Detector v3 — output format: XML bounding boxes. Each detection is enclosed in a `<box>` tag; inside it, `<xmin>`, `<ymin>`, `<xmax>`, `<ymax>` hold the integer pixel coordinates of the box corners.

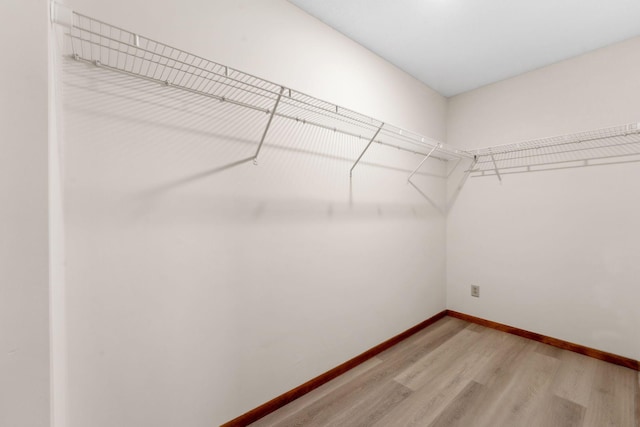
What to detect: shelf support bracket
<box><xmin>489</xmin><ymin>153</ymin><xmax>502</xmax><ymax>182</ymax></box>
<box><xmin>253</xmin><ymin>86</ymin><xmax>285</xmax><ymax>164</ymax></box>
<box><xmin>350</xmin><ymin>124</ymin><xmax>384</xmax><ymax>177</ymax></box>
<box><xmin>408</xmin><ymin>143</ymin><xmax>441</xmax><ymax>182</ymax></box>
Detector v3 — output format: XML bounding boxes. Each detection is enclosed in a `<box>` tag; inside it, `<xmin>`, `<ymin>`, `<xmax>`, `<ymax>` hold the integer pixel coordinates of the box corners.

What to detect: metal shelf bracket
<box><xmin>489</xmin><ymin>152</ymin><xmax>502</xmax><ymax>182</ymax></box>
<box><xmin>408</xmin><ymin>143</ymin><xmax>441</xmax><ymax>182</ymax></box>
<box><xmin>349</xmin><ymin>124</ymin><xmax>384</xmax><ymax>177</ymax></box>
<box><xmin>253</xmin><ymin>86</ymin><xmax>285</xmax><ymax>164</ymax></box>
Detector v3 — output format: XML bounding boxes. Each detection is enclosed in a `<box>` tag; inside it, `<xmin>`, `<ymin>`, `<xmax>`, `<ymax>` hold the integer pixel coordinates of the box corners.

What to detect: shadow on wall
<box><xmin>62</xmin><ymin>57</ymin><xmax>449</xmax><ymax>221</ymax></box>
<box><xmin>446</xmin><ymin>157</ymin><xmax>477</xmax><ymax>213</ymax></box>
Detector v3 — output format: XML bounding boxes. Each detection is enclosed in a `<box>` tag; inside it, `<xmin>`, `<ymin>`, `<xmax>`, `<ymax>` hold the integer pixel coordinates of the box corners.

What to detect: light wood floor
<box><xmin>250</xmin><ymin>316</ymin><xmax>639</xmax><ymax>427</ymax></box>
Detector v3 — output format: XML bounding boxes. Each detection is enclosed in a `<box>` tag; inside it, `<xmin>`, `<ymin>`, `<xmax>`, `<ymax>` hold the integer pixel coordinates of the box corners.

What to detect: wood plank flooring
<box><xmin>249</xmin><ymin>317</ymin><xmax>639</xmax><ymax>427</ymax></box>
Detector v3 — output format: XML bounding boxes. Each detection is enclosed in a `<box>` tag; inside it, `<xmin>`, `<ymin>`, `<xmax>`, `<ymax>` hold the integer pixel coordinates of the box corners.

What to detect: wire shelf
<box><xmin>57</xmin><ymin>9</ymin><xmax>638</xmax><ymax>180</ymax></box>
<box><xmin>469</xmin><ymin>123</ymin><xmax>640</xmax><ymax>177</ymax></box>
<box><xmin>62</xmin><ymin>11</ymin><xmax>468</xmax><ymax>162</ymax></box>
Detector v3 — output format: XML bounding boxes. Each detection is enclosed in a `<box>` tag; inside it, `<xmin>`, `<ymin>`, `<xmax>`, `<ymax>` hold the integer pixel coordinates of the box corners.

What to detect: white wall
<box><xmin>58</xmin><ymin>0</ymin><xmax>448</xmax><ymax>425</ymax></box>
<box><xmin>0</xmin><ymin>1</ymin><xmax>50</xmax><ymax>426</ymax></box>
<box><xmin>446</xmin><ymin>36</ymin><xmax>640</xmax><ymax>360</ymax></box>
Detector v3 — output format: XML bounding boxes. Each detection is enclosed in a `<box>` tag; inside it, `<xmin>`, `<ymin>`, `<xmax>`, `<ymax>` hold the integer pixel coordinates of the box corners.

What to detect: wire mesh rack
<box><xmin>468</xmin><ymin>123</ymin><xmax>640</xmax><ymax>178</ymax></box>
<box><xmin>56</xmin><ymin>8</ymin><xmax>639</xmax><ymax>181</ymax></box>
<box><xmin>59</xmin><ymin>10</ymin><xmax>469</xmax><ymax>165</ymax></box>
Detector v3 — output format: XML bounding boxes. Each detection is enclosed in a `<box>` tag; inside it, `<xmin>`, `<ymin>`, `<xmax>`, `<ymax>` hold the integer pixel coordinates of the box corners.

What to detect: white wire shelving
<box><xmin>53</xmin><ymin>6</ymin><xmax>640</xmax><ymax>185</ymax></box>
<box><xmin>468</xmin><ymin>123</ymin><xmax>640</xmax><ymax>180</ymax></box>
<box><xmin>54</xmin><ymin>6</ymin><xmax>470</xmax><ymax>180</ymax></box>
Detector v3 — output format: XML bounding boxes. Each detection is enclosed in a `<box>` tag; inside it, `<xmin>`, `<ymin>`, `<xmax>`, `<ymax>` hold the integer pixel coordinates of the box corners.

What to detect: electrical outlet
<box><xmin>471</xmin><ymin>285</ymin><xmax>480</xmax><ymax>298</ymax></box>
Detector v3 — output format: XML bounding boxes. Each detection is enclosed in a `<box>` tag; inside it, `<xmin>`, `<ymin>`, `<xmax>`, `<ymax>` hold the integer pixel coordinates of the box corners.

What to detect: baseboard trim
<box><xmin>220</xmin><ymin>309</ymin><xmax>448</xmax><ymax>426</ymax></box>
<box><xmin>446</xmin><ymin>310</ymin><xmax>640</xmax><ymax>371</ymax></box>
<box><xmin>222</xmin><ymin>308</ymin><xmax>638</xmax><ymax>426</ymax></box>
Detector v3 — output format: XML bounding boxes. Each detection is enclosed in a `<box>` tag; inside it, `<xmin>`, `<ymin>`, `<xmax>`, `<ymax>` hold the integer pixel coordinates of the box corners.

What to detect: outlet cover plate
<box><xmin>471</xmin><ymin>285</ymin><xmax>480</xmax><ymax>298</ymax></box>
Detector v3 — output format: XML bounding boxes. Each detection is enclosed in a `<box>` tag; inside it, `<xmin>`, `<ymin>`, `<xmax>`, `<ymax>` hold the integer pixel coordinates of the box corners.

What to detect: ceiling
<box><xmin>289</xmin><ymin>0</ymin><xmax>640</xmax><ymax>97</ymax></box>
